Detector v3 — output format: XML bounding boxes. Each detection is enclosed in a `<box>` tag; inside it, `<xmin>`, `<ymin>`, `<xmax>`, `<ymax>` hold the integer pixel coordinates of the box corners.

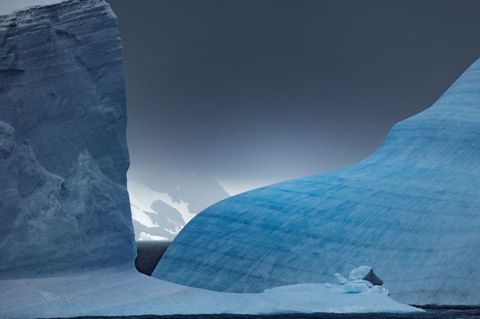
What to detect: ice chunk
<box><xmin>334</xmin><ymin>273</ymin><xmax>348</xmax><ymax>285</ymax></box>
<box><xmin>349</xmin><ymin>266</ymin><xmax>383</xmax><ymax>286</ymax></box>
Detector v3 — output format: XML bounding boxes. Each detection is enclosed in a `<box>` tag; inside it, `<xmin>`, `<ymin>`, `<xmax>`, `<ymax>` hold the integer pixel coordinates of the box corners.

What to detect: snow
<box><xmin>129</xmin><ymin>181</ymin><xmax>193</xmax><ymax>224</ymax></box>
<box><xmin>155</xmin><ymin>57</ymin><xmax>480</xmax><ymax>306</ymax></box>
<box><xmin>138</xmin><ymin>232</ymin><xmax>169</xmax><ymax>241</ymax></box>
<box><xmin>0</xmin><ymin>268</ymin><xmax>420</xmax><ymax>318</ymax></box>
<box><xmin>130</xmin><ymin>197</ymin><xmax>160</xmax><ymax>229</ymax></box>
<box><xmin>128</xmin><ymin>181</ymin><xmax>190</xmax><ymax>240</ymax></box>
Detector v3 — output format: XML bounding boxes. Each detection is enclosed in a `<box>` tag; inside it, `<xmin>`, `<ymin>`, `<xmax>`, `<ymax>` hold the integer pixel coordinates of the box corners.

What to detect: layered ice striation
<box><xmin>0</xmin><ymin>0</ymin><xmax>134</xmax><ymax>277</ymax></box>
<box><xmin>154</xmin><ymin>59</ymin><xmax>480</xmax><ymax>305</ymax></box>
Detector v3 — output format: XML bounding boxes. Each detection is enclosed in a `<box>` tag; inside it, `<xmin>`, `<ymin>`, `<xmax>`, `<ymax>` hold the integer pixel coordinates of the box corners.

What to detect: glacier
<box><xmin>0</xmin><ymin>0</ymin><xmax>429</xmax><ymax>316</ymax></box>
<box><xmin>154</xmin><ymin>59</ymin><xmax>480</xmax><ymax>305</ymax></box>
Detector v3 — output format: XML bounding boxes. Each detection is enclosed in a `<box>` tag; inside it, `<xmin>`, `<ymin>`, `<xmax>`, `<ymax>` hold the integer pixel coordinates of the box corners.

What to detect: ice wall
<box><xmin>0</xmin><ymin>0</ymin><xmax>135</xmax><ymax>277</ymax></box>
<box><xmin>154</xmin><ymin>59</ymin><xmax>480</xmax><ymax>305</ymax></box>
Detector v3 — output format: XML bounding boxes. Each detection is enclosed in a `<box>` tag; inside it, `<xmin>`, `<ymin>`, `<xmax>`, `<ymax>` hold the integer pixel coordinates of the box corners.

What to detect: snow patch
<box><xmin>128</xmin><ymin>181</ymin><xmax>192</xmax><ymax>224</ymax></box>
<box><xmin>130</xmin><ymin>196</ymin><xmax>159</xmax><ymax>229</ymax></box>
<box><xmin>138</xmin><ymin>232</ymin><xmax>169</xmax><ymax>242</ymax></box>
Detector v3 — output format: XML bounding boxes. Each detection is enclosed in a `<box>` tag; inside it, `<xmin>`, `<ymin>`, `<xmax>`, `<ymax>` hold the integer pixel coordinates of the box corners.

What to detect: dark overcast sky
<box><xmin>108</xmin><ymin>0</ymin><xmax>480</xmax><ymax>194</ymax></box>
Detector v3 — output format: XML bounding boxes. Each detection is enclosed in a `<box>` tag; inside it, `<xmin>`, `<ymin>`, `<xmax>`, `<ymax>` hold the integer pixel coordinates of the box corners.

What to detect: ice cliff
<box><xmin>154</xmin><ymin>59</ymin><xmax>480</xmax><ymax>305</ymax></box>
<box><xmin>0</xmin><ymin>0</ymin><xmax>134</xmax><ymax>277</ymax></box>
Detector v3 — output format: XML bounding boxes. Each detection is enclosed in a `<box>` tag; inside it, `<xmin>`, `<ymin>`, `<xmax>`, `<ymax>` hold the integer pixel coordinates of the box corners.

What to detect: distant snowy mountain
<box><xmin>128</xmin><ymin>181</ymin><xmax>188</xmax><ymax>241</ymax></box>
<box><xmin>128</xmin><ymin>176</ymin><xmax>229</xmax><ymax>241</ymax></box>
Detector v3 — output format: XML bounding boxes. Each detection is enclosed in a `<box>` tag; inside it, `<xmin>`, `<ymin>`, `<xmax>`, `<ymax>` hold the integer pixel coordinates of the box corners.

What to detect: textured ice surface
<box><xmin>0</xmin><ymin>0</ymin><xmax>134</xmax><ymax>277</ymax></box>
<box><xmin>0</xmin><ymin>267</ymin><xmax>419</xmax><ymax>318</ymax></box>
<box><xmin>154</xmin><ymin>59</ymin><xmax>480</xmax><ymax>305</ymax></box>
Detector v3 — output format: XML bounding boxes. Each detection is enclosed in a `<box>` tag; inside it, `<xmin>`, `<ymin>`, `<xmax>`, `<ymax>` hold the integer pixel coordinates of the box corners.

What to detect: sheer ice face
<box><xmin>154</xmin><ymin>59</ymin><xmax>480</xmax><ymax>305</ymax></box>
<box><xmin>0</xmin><ymin>0</ymin><xmax>134</xmax><ymax>277</ymax></box>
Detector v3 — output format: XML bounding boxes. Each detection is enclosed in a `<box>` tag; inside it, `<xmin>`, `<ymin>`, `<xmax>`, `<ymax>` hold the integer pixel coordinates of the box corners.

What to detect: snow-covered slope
<box><xmin>129</xmin><ymin>181</ymin><xmax>187</xmax><ymax>241</ymax></box>
<box><xmin>154</xmin><ymin>59</ymin><xmax>480</xmax><ymax>305</ymax></box>
<box><xmin>0</xmin><ymin>0</ymin><xmax>134</xmax><ymax>277</ymax></box>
